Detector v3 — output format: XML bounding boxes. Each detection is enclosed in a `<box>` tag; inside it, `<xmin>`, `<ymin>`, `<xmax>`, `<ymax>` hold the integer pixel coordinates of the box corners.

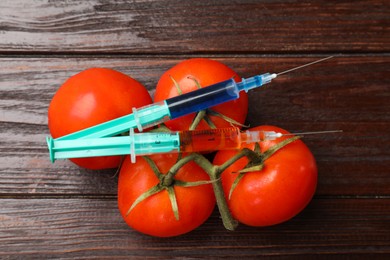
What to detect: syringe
<box><xmin>47</xmin><ymin>127</ymin><xmax>342</xmax><ymax>163</ymax></box>
<box><xmin>55</xmin><ymin>56</ymin><xmax>333</xmax><ymax>141</ymax></box>
<box><xmin>48</xmin><ymin>128</ymin><xmax>253</xmax><ymax>163</ymax></box>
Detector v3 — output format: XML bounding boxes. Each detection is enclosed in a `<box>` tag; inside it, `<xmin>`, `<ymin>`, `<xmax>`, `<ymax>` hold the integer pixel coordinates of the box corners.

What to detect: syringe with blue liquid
<box><xmin>55</xmin><ymin>56</ymin><xmax>333</xmax><ymax>141</ymax></box>
<box><xmin>47</xmin><ymin>127</ymin><xmax>341</xmax><ymax>163</ymax></box>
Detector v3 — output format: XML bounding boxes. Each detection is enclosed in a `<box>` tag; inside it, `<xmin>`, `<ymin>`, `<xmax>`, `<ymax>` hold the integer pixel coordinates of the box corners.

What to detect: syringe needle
<box><xmin>276</xmin><ymin>56</ymin><xmax>334</xmax><ymax>76</ymax></box>
<box><xmin>282</xmin><ymin>130</ymin><xmax>343</xmax><ymax>136</ymax></box>
<box><xmin>235</xmin><ymin>56</ymin><xmax>334</xmax><ymax>93</ymax></box>
<box><xmin>258</xmin><ymin>129</ymin><xmax>343</xmax><ymax>141</ymax></box>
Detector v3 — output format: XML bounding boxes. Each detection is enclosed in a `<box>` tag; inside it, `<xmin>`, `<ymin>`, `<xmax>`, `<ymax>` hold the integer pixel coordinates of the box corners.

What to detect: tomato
<box><xmin>48</xmin><ymin>68</ymin><xmax>152</xmax><ymax>169</ymax></box>
<box><xmin>154</xmin><ymin>58</ymin><xmax>248</xmax><ymax>131</ymax></box>
<box><xmin>118</xmin><ymin>153</ymin><xmax>215</xmax><ymax>237</ymax></box>
<box><xmin>213</xmin><ymin>125</ymin><xmax>317</xmax><ymax>227</ymax></box>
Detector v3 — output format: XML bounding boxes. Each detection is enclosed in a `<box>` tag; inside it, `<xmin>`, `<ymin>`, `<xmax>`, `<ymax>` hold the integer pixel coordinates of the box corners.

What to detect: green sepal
<box><xmin>202</xmin><ymin>115</ymin><xmax>217</xmax><ymax>129</ymax></box>
<box><xmin>126</xmin><ymin>185</ymin><xmax>163</xmax><ymax>216</ymax></box>
<box><xmin>238</xmin><ymin>164</ymin><xmax>263</xmax><ymax>174</ymax></box>
<box><xmin>167</xmin><ymin>186</ymin><xmax>179</xmax><ymax>220</ymax></box>
<box><xmin>228</xmin><ymin>136</ymin><xmax>301</xmax><ymax>200</ymax></box>
<box><xmin>261</xmin><ymin>136</ymin><xmax>301</xmax><ymax>161</ymax></box>
<box><xmin>170</xmin><ymin>75</ymin><xmax>183</xmax><ymax>95</ymax></box>
<box><xmin>207</xmin><ymin>109</ymin><xmax>249</xmax><ymax>128</ymax></box>
<box><xmin>142</xmin><ymin>156</ymin><xmax>163</xmax><ymax>180</ymax></box>
<box><xmin>190</xmin><ymin>110</ymin><xmax>206</xmax><ymax>130</ymax></box>
<box><xmin>175</xmin><ymin>179</ymin><xmax>219</xmax><ymax>187</ymax></box>
<box><xmin>228</xmin><ymin>173</ymin><xmax>245</xmax><ymax>200</ymax></box>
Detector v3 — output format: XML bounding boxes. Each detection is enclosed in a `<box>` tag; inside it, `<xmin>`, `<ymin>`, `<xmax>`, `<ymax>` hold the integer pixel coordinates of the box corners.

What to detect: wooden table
<box><xmin>1</xmin><ymin>1</ymin><xmax>389</xmax><ymax>258</ymax></box>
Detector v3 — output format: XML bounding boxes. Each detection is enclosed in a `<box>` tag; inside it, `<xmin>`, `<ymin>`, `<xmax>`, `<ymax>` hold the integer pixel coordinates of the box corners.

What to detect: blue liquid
<box><xmin>166</xmin><ymin>79</ymin><xmax>239</xmax><ymax>119</ymax></box>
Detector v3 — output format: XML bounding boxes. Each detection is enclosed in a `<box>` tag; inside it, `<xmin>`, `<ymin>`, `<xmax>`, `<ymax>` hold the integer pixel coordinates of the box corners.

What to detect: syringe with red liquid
<box><xmin>47</xmin><ymin>127</ymin><xmax>341</xmax><ymax>163</ymax></box>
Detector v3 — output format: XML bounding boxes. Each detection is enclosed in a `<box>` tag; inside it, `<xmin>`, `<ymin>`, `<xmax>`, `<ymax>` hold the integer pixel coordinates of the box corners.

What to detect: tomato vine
<box><xmin>125</xmin><ymin>135</ymin><xmax>302</xmax><ymax>231</ymax></box>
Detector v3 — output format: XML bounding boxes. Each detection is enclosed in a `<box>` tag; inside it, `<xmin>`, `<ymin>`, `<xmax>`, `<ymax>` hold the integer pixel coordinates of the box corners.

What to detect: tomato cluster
<box><xmin>48</xmin><ymin>59</ymin><xmax>317</xmax><ymax>237</ymax></box>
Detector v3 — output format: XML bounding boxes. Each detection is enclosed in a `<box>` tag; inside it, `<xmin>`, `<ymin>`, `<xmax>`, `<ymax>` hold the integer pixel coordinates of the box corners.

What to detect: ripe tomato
<box><xmin>213</xmin><ymin>125</ymin><xmax>317</xmax><ymax>227</ymax></box>
<box><xmin>118</xmin><ymin>154</ymin><xmax>215</xmax><ymax>237</ymax></box>
<box><xmin>154</xmin><ymin>58</ymin><xmax>248</xmax><ymax>131</ymax></box>
<box><xmin>48</xmin><ymin>68</ymin><xmax>152</xmax><ymax>169</ymax></box>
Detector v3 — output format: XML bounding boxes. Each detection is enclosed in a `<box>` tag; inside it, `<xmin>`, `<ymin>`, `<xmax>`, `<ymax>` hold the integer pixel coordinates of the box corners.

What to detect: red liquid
<box><xmin>179</xmin><ymin>128</ymin><xmax>241</xmax><ymax>152</ymax></box>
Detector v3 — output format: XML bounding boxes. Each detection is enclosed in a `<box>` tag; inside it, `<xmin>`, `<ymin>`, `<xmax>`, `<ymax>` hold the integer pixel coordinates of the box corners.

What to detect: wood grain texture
<box><xmin>0</xmin><ymin>0</ymin><xmax>389</xmax><ymax>257</ymax></box>
<box><xmin>0</xmin><ymin>198</ymin><xmax>389</xmax><ymax>258</ymax></box>
<box><xmin>1</xmin><ymin>56</ymin><xmax>389</xmax><ymax>196</ymax></box>
<box><xmin>0</xmin><ymin>0</ymin><xmax>388</xmax><ymax>53</ymax></box>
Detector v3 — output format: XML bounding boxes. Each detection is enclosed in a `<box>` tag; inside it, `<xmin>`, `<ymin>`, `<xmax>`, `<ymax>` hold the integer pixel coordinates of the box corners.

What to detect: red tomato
<box><xmin>48</xmin><ymin>68</ymin><xmax>152</xmax><ymax>169</ymax></box>
<box><xmin>118</xmin><ymin>153</ymin><xmax>215</xmax><ymax>237</ymax></box>
<box><xmin>154</xmin><ymin>58</ymin><xmax>248</xmax><ymax>131</ymax></box>
<box><xmin>213</xmin><ymin>125</ymin><xmax>317</xmax><ymax>227</ymax></box>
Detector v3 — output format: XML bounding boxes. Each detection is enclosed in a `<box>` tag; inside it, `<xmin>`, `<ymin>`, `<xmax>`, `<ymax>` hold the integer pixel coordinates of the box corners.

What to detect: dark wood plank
<box><xmin>0</xmin><ymin>0</ymin><xmax>388</xmax><ymax>54</ymax></box>
<box><xmin>0</xmin><ymin>1</ymin><xmax>389</xmax><ymax>257</ymax></box>
<box><xmin>1</xmin><ymin>56</ymin><xmax>389</xmax><ymax>195</ymax></box>
<box><xmin>0</xmin><ymin>198</ymin><xmax>388</xmax><ymax>258</ymax></box>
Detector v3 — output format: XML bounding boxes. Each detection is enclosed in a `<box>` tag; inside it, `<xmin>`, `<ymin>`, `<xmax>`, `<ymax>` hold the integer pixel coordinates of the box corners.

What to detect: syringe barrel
<box><xmin>132</xmin><ymin>131</ymin><xmax>180</xmax><ymax>155</ymax></box>
<box><xmin>47</xmin><ymin>132</ymin><xmax>181</xmax><ymax>163</ymax></box>
<box><xmin>56</xmin><ymin>101</ymin><xmax>171</xmax><ymax>140</ymax></box>
<box><xmin>166</xmin><ymin>79</ymin><xmax>239</xmax><ymax>119</ymax></box>
<box><xmin>47</xmin><ymin>127</ymin><xmax>244</xmax><ymax>163</ymax></box>
<box><xmin>179</xmin><ymin>127</ymin><xmax>241</xmax><ymax>152</ymax></box>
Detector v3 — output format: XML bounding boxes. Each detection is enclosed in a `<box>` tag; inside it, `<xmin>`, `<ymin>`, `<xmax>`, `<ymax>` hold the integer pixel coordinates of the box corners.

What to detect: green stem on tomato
<box><xmin>162</xmin><ymin>149</ymin><xmax>263</xmax><ymax>231</ymax></box>
<box><xmin>163</xmin><ymin>153</ymin><xmax>238</xmax><ymax>230</ymax></box>
<box><xmin>183</xmin><ymin>153</ymin><xmax>239</xmax><ymax>231</ymax></box>
<box><xmin>136</xmin><ymin>133</ymin><xmax>303</xmax><ymax>231</ymax></box>
<box><xmin>209</xmin><ymin>168</ymin><xmax>238</xmax><ymax>231</ymax></box>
